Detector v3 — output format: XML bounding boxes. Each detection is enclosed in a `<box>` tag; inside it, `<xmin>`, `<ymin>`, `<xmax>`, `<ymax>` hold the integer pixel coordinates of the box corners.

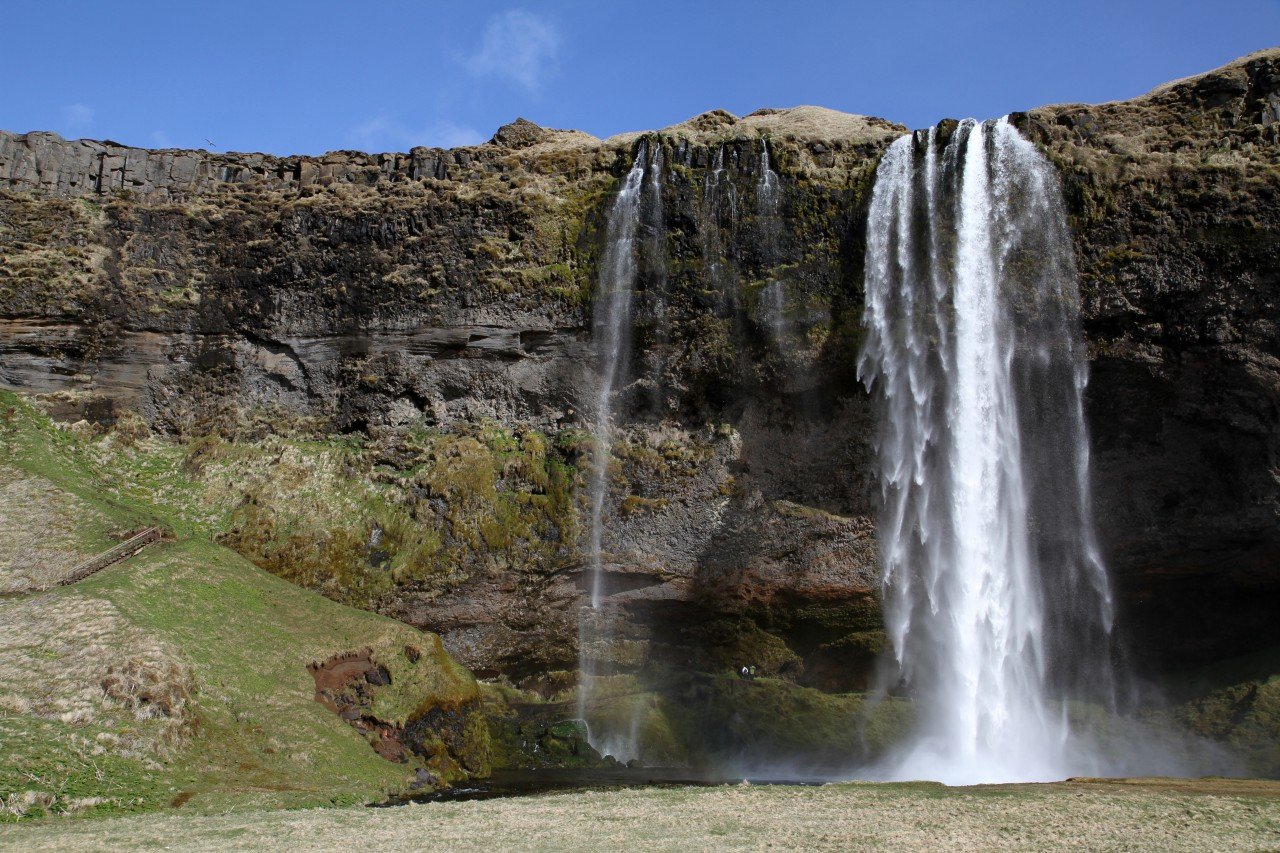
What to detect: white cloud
<box><xmin>465</xmin><ymin>9</ymin><xmax>560</xmax><ymax>92</ymax></box>
<box><xmin>150</xmin><ymin>130</ymin><xmax>172</xmax><ymax>148</ymax></box>
<box><xmin>62</xmin><ymin>103</ymin><xmax>93</xmax><ymax>129</ymax></box>
<box><xmin>347</xmin><ymin>116</ymin><xmax>484</xmax><ymax>152</ymax></box>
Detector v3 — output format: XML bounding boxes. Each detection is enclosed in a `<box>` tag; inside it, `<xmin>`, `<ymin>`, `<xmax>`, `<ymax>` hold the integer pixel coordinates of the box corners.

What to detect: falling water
<box><xmin>702</xmin><ymin>145</ymin><xmax>735</xmax><ymax>307</ymax></box>
<box><xmin>577</xmin><ymin>140</ymin><xmax>660</xmax><ymax>762</ymax></box>
<box><xmin>756</xmin><ymin>138</ymin><xmax>787</xmax><ymax>337</ymax></box>
<box><xmin>585</xmin><ymin>144</ymin><xmax>648</xmax><ymax>610</ymax></box>
<box><xmin>858</xmin><ymin>118</ymin><xmax>1115</xmax><ymax>784</ymax></box>
<box><xmin>757</xmin><ymin>137</ymin><xmax>780</xmax><ymax>218</ymax></box>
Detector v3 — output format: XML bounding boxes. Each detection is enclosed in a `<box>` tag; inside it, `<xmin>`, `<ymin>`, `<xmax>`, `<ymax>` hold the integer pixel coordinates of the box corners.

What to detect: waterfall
<box><xmin>577</xmin><ymin>140</ymin><xmax>660</xmax><ymax>762</ymax></box>
<box><xmin>858</xmin><ymin>118</ymin><xmax>1116</xmax><ymax>785</ymax></box>
<box><xmin>640</xmin><ymin>140</ymin><xmax>669</xmax><ymax>414</ymax></box>
<box><xmin>585</xmin><ymin>144</ymin><xmax>648</xmax><ymax>610</ymax></box>
<box><xmin>702</xmin><ymin>145</ymin><xmax>734</xmax><ymax>307</ymax></box>
<box><xmin>756</xmin><ymin>138</ymin><xmax>786</xmax><ymax>338</ymax></box>
<box><xmin>757</xmin><ymin>137</ymin><xmax>780</xmax><ymax>219</ymax></box>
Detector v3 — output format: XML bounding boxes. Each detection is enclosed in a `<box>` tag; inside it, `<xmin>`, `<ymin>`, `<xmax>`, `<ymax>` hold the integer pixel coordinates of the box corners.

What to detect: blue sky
<box><xmin>4</xmin><ymin>1</ymin><xmax>1277</xmax><ymax>155</ymax></box>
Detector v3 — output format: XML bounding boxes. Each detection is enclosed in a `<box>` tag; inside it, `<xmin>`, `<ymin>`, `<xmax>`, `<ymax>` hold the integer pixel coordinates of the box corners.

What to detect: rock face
<box><xmin>1014</xmin><ymin>49</ymin><xmax>1280</xmax><ymax>668</ymax></box>
<box><xmin>2</xmin><ymin>52</ymin><xmax>1278</xmax><ymax>695</ymax></box>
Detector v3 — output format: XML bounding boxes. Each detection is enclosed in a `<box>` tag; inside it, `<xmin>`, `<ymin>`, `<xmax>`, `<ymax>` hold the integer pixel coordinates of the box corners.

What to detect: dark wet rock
<box><xmin>1018</xmin><ymin>48</ymin><xmax>1280</xmax><ymax>668</ymax></box>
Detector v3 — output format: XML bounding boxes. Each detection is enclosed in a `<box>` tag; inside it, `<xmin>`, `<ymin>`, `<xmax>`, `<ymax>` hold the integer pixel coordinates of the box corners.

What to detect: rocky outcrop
<box><xmin>0</xmin><ymin>121</ymin><xmax>590</xmax><ymax>198</ymax></box>
<box><xmin>307</xmin><ymin>639</ymin><xmax>491</xmax><ymax>782</ymax></box>
<box><xmin>0</xmin><ymin>105</ymin><xmax>899</xmax><ymax>693</ymax></box>
<box><xmin>2</xmin><ymin>52</ymin><xmax>1278</xmax><ymax>697</ymax></box>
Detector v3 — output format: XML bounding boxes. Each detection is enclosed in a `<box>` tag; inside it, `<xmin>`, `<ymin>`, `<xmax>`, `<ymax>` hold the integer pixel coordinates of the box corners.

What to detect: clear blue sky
<box><xmin>4</xmin><ymin>1</ymin><xmax>1277</xmax><ymax>155</ymax></box>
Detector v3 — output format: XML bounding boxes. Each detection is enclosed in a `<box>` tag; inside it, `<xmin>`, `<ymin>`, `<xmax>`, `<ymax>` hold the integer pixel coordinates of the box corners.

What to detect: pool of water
<box><xmin>380</xmin><ymin>767</ymin><xmax>832</xmax><ymax>804</ymax></box>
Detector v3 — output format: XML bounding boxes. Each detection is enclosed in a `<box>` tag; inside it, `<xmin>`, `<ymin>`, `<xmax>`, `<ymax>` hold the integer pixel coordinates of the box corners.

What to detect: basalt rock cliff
<box><xmin>2</xmin><ymin>51</ymin><xmax>1278</xmax><ymax>709</ymax></box>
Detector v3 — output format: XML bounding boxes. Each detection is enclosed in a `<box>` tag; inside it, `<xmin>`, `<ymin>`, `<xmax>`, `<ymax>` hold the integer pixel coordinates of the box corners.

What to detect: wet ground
<box><xmin>383</xmin><ymin>767</ymin><xmax>832</xmax><ymax>804</ymax></box>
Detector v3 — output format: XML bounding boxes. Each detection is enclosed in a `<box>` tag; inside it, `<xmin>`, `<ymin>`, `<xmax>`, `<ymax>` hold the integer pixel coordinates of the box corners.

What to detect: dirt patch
<box><xmin>307</xmin><ymin>648</ymin><xmax>486</xmax><ymax>782</ymax></box>
<box><xmin>308</xmin><ymin>649</ymin><xmax>380</xmax><ymax>707</ymax></box>
<box><xmin>308</xmin><ymin>649</ymin><xmax>409</xmax><ymax>765</ymax></box>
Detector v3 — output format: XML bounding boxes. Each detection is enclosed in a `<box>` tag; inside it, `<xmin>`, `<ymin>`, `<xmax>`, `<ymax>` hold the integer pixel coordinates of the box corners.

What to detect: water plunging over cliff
<box><xmin>578</xmin><ymin>141</ymin><xmax>661</xmax><ymax>762</ymax></box>
<box><xmin>756</xmin><ymin>138</ymin><xmax>787</xmax><ymax>338</ymax></box>
<box><xmin>586</xmin><ymin>148</ymin><xmax>648</xmax><ymax>610</ymax></box>
<box><xmin>858</xmin><ymin>119</ymin><xmax>1116</xmax><ymax>784</ymax></box>
<box><xmin>702</xmin><ymin>144</ymin><xmax>736</xmax><ymax>310</ymax></box>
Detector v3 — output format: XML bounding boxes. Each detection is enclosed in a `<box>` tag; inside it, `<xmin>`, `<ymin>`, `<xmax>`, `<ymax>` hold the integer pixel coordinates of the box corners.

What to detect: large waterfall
<box><xmin>858</xmin><ymin>118</ymin><xmax>1116</xmax><ymax>784</ymax></box>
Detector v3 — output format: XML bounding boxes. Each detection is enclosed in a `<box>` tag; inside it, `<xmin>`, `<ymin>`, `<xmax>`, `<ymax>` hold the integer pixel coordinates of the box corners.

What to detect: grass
<box><xmin>0</xmin><ymin>390</ymin><xmax>586</xmax><ymax>613</ymax></box>
<box><xmin>0</xmin><ymin>535</ymin><xmax>480</xmax><ymax>820</ymax></box>
<box><xmin>0</xmin><ymin>464</ymin><xmax>121</xmax><ymax>592</ymax></box>
<box><xmin>0</xmin><ymin>394</ymin><xmax>484</xmax><ymax>821</ymax></box>
<box><xmin>1</xmin><ymin>778</ymin><xmax>1277</xmax><ymax>851</ymax></box>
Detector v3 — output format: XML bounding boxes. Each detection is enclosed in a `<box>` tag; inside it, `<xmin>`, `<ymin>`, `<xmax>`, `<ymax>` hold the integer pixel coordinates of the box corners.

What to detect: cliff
<box><xmin>2</xmin><ymin>50</ymin><xmax>1277</xmax><ymax>709</ymax></box>
<box><xmin>1018</xmin><ymin>48</ymin><xmax>1280</xmax><ymax>668</ymax></box>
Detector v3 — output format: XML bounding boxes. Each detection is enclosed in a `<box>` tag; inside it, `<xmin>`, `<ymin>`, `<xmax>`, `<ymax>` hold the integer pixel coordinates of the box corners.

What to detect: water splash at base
<box><xmin>858</xmin><ymin>118</ymin><xmax>1116</xmax><ymax>784</ymax></box>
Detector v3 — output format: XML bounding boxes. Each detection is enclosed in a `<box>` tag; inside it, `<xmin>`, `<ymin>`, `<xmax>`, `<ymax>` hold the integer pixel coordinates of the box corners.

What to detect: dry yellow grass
<box><xmin>2</xmin><ymin>778</ymin><xmax>1278</xmax><ymax>852</ymax></box>
<box><xmin>0</xmin><ymin>593</ymin><xmax>189</xmax><ymax>733</ymax></box>
<box><xmin>0</xmin><ymin>465</ymin><xmax>117</xmax><ymax>593</ymax></box>
<box><xmin>0</xmin><ymin>592</ymin><xmax>196</xmax><ymax>818</ymax></box>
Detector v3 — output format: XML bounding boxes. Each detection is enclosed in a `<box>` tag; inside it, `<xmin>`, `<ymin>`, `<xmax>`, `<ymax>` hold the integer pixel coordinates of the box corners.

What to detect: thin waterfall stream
<box><xmin>858</xmin><ymin>118</ymin><xmax>1117</xmax><ymax>784</ymax></box>
<box><xmin>756</xmin><ymin>138</ymin><xmax>787</xmax><ymax>338</ymax></box>
<box><xmin>577</xmin><ymin>141</ymin><xmax>661</xmax><ymax>762</ymax></box>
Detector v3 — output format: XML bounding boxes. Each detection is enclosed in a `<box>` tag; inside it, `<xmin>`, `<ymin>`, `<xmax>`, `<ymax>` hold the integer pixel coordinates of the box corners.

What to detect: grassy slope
<box><xmin>0</xmin><ymin>394</ymin><xmax>479</xmax><ymax>820</ymax></box>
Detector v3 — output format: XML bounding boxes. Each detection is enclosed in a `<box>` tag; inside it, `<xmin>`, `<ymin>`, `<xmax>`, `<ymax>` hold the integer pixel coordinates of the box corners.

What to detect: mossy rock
<box><xmin>678</xmin><ymin>617</ymin><xmax>803</xmax><ymax>677</ymax></box>
<box><xmin>484</xmin><ymin>712</ymin><xmax>609</xmax><ymax>770</ymax></box>
<box><xmin>658</xmin><ymin>674</ymin><xmax>912</xmax><ymax>768</ymax></box>
<box><xmin>548</xmin><ymin>718</ymin><xmax>589</xmax><ymax>740</ymax></box>
<box><xmin>1173</xmin><ymin>674</ymin><xmax>1280</xmax><ymax>777</ymax></box>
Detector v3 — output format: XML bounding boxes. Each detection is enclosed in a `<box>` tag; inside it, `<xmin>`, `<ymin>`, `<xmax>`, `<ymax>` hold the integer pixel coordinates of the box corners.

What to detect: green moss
<box><xmin>651</xmin><ymin>672</ymin><xmax>913</xmax><ymax>767</ymax></box>
<box><xmin>483</xmin><ymin>706</ymin><xmax>608</xmax><ymax>770</ymax></box>
<box><xmin>1173</xmin><ymin>674</ymin><xmax>1280</xmax><ymax>777</ymax></box>
<box><xmin>781</xmin><ymin>598</ymin><xmax>884</xmax><ymax>637</ymax></box>
<box><xmin>620</xmin><ymin>495</ymin><xmax>669</xmax><ymax>516</ymax></box>
<box><xmin>679</xmin><ymin>619</ymin><xmax>803</xmax><ymax>677</ymax></box>
<box><xmin>821</xmin><ymin>630</ymin><xmax>887</xmax><ymax>658</ymax></box>
<box><xmin>0</xmin><ymin>193</ymin><xmax>105</xmax><ymax>316</ymax></box>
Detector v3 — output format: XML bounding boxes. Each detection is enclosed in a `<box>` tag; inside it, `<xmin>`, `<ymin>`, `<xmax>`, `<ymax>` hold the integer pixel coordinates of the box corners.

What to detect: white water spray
<box><xmin>859</xmin><ymin>119</ymin><xmax>1115</xmax><ymax>784</ymax></box>
<box><xmin>757</xmin><ymin>137</ymin><xmax>780</xmax><ymax>216</ymax></box>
